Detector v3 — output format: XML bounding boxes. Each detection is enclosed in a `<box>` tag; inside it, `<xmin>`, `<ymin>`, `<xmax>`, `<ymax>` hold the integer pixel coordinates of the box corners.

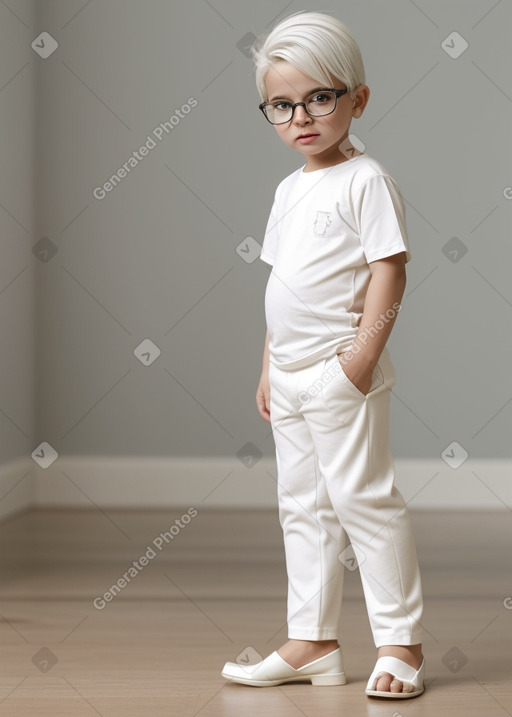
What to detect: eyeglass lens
<box><xmin>264</xmin><ymin>91</ymin><xmax>337</xmax><ymax>124</ymax></box>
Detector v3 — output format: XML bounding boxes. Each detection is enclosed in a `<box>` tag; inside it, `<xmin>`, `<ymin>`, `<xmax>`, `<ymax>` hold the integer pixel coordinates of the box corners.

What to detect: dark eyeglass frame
<box><xmin>259</xmin><ymin>88</ymin><xmax>349</xmax><ymax>125</ymax></box>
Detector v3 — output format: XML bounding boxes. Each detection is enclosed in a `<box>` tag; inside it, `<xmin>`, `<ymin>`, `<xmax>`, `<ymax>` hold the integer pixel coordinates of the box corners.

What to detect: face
<box><xmin>263</xmin><ymin>61</ymin><xmax>370</xmax><ymax>171</ymax></box>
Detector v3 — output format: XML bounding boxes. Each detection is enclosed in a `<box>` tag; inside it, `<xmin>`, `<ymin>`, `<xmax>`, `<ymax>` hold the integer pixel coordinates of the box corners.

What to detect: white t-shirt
<box><xmin>260</xmin><ymin>152</ymin><xmax>411</xmax><ymax>370</ymax></box>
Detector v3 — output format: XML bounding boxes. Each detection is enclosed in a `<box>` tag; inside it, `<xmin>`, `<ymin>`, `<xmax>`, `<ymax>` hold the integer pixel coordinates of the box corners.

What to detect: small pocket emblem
<box><xmin>313</xmin><ymin>211</ymin><xmax>333</xmax><ymax>237</ymax></box>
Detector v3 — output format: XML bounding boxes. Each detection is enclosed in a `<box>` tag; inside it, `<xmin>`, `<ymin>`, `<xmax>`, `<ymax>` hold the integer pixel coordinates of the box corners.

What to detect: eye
<box><xmin>310</xmin><ymin>93</ymin><xmax>330</xmax><ymax>103</ymax></box>
<box><xmin>274</xmin><ymin>101</ymin><xmax>291</xmax><ymax>111</ymax></box>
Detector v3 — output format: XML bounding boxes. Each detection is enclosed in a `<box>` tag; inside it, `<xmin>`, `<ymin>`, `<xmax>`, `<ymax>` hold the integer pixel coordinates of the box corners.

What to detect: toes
<box><xmin>389</xmin><ymin>678</ymin><xmax>404</xmax><ymax>693</ymax></box>
<box><xmin>374</xmin><ymin>672</ymin><xmax>394</xmax><ymax>692</ymax></box>
<box><xmin>374</xmin><ymin>672</ymin><xmax>407</xmax><ymax>693</ymax></box>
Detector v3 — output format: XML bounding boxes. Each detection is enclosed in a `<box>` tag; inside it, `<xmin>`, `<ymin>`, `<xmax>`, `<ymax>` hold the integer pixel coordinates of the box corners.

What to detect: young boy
<box><xmin>222</xmin><ymin>11</ymin><xmax>425</xmax><ymax>698</ymax></box>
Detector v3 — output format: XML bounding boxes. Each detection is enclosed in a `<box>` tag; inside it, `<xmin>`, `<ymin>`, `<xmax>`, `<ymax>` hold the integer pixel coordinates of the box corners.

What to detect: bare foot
<box><xmin>373</xmin><ymin>643</ymin><xmax>424</xmax><ymax>693</ymax></box>
<box><xmin>277</xmin><ymin>639</ymin><xmax>340</xmax><ymax>669</ymax></box>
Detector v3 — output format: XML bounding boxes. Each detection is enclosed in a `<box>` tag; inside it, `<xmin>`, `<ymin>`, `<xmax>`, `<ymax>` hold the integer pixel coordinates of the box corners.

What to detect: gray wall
<box><xmin>0</xmin><ymin>0</ymin><xmax>36</xmax><ymax>464</ymax></box>
<box><xmin>1</xmin><ymin>0</ymin><xmax>511</xmax><ymax>469</ymax></box>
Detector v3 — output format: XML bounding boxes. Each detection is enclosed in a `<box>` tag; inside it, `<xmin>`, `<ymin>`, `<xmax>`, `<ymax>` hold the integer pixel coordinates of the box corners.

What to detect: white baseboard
<box><xmin>0</xmin><ymin>456</ymin><xmax>510</xmax><ymax>519</ymax></box>
<box><xmin>0</xmin><ymin>458</ymin><xmax>35</xmax><ymax>520</ymax></box>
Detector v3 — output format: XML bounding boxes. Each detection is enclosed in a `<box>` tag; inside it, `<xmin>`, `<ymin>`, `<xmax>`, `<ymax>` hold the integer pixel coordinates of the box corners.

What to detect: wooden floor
<box><xmin>0</xmin><ymin>508</ymin><xmax>510</xmax><ymax>715</ymax></box>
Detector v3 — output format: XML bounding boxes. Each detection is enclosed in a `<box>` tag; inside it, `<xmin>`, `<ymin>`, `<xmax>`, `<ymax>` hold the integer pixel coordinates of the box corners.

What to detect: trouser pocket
<box><xmin>320</xmin><ymin>349</ymin><xmax>393</xmax><ymax>424</ymax></box>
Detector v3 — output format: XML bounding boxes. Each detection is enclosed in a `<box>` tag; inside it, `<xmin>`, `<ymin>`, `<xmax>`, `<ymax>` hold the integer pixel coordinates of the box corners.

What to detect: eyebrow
<box><xmin>268</xmin><ymin>87</ymin><xmax>334</xmax><ymax>102</ymax></box>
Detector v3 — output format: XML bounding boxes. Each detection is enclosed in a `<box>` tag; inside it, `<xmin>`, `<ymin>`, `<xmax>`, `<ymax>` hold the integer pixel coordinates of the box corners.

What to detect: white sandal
<box><xmin>365</xmin><ymin>656</ymin><xmax>425</xmax><ymax>698</ymax></box>
<box><xmin>221</xmin><ymin>647</ymin><xmax>346</xmax><ymax>687</ymax></box>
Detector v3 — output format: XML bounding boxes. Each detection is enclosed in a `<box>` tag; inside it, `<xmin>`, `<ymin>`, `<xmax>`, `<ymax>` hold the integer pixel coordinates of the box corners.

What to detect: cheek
<box><xmin>323</xmin><ymin>114</ymin><xmax>344</xmax><ymax>131</ymax></box>
<box><xmin>275</xmin><ymin>127</ymin><xmax>294</xmax><ymax>144</ymax></box>
<box><xmin>325</xmin><ymin>105</ymin><xmax>350</xmax><ymax>128</ymax></box>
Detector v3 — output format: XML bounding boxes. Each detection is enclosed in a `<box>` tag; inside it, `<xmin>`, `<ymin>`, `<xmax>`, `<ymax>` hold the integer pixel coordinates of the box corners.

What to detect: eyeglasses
<box><xmin>259</xmin><ymin>88</ymin><xmax>349</xmax><ymax>125</ymax></box>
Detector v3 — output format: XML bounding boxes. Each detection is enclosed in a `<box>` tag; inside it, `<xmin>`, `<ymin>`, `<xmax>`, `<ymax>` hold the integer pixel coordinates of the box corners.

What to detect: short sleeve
<box><xmin>260</xmin><ymin>187</ymin><xmax>280</xmax><ymax>266</ymax></box>
<box><xmin>352</xmin><ymin>174</ymin><xmax>412</xmax><ymax>264</ymax></box>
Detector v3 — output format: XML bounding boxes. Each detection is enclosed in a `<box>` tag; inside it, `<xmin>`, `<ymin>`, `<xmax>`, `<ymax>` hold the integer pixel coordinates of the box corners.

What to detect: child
<box><xmin>222</xmin><ymin>11</ymin><xmax>425</xmax><ymax>699</ymax></box>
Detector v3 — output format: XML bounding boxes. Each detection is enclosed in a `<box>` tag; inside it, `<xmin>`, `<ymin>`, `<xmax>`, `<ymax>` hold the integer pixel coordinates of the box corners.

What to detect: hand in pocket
<box><xmin>337</xmin><ymin>352</ymin><xmax>373</xmax><ymax>397</ymax></box>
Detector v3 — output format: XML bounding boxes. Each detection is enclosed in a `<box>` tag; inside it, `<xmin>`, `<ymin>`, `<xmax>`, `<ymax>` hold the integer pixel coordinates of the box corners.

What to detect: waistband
<box><xmin>269</xmin><ymin>339</ymin><xmax>352</xmax><ymax>372</ymax></box>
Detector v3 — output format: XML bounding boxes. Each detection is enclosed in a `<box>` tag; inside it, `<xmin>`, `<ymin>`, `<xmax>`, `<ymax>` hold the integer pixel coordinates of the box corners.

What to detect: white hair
<box><xmin>251</xmin><ymin>11</ymin><xmax>366</xmax><ymax>103</ymax></box>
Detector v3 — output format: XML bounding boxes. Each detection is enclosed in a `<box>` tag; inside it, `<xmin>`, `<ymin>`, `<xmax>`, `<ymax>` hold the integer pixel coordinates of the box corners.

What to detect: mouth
<box><xmin>296</xmin><ymin>133</ymin><xmax>319</xmax><ymax>144</ymax></box>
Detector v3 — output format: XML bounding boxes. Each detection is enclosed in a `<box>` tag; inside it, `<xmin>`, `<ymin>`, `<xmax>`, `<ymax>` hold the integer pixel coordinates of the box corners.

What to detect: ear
<box><xmin>352</xmin><ymin>84</ymin><xmax>370</xmax><ymax>118</ymax></box>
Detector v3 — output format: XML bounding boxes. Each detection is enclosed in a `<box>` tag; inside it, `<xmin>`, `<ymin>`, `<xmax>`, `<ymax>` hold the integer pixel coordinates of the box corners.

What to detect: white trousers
<box><xmin>268</xmin><ymin>346</ymin><xmax>424</xmax><ymax>648</ymax></box>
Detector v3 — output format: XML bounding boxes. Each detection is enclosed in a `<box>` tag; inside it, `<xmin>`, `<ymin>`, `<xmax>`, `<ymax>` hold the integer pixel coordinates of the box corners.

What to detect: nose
<box><xmin>292</xmin><ymin>104</ymin><xmax>311</xmax><ymax>124</ymax></box>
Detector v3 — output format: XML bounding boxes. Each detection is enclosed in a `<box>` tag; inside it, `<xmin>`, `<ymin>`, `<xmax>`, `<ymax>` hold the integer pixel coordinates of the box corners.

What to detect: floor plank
<box><xmin>0</xmin><ymin>508</ymin><xmax>510</xmax><ymax>715</ymax></box>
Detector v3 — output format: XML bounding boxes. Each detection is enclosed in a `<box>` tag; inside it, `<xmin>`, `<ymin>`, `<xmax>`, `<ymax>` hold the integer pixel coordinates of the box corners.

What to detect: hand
<box><xmin>256</xmin><ymin>371</ymin><xmax>271</xmax><ymax>422</ymax></box>
<box><xmin>337</xmin><ymin>352</ymin><xmax>374</xmax><ymax>396</ymax></box>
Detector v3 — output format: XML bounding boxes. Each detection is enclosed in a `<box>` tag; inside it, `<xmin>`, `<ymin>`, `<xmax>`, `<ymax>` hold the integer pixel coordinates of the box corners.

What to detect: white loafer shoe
<box><xmin>365</xmin><ymin>656</ymin><xmax>425</xmax><ymax>698</ymax></box>
<box><xmin>221</xmin><ymin>647</ymin><xmax>346</xmax><ymax>687</ymax></box>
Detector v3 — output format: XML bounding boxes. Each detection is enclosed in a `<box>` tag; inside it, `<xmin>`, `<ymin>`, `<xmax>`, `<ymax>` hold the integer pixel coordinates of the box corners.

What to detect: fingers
<box><xmin>258</xmin><ymin>403</ymin><xmax>271</xmax><ymax>422</ymax></box>
<box><xmin>256</xmin><ymin>391</ymin><xmax>271</xmax><ymax>422</ymax></box>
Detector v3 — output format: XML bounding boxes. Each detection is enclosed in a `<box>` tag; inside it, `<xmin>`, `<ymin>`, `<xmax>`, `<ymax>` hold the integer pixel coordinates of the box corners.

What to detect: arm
<box><xmin>338</xmin><ymin>252</ymin><xmax>406</xmax><ymax>395</ymax></box>
<box><xmin>262</xmin><ymin>330</ymin><xmax>270</xmax><ymax>374</ymax></box>
<box><xmin>256</xmin><ymin>331</ymin><xmax>271</xmax><ymax>422</ymax></box>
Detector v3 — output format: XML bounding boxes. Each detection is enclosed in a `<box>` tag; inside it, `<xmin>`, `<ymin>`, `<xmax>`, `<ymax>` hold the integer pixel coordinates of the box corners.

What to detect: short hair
<box><xmin>251</xmin><ymin>11</ymin><xmax>366</xmax><ymax>103</ymax></box>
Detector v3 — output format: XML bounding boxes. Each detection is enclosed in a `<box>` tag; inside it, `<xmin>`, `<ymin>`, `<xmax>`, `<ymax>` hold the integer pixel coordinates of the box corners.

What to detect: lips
<box><xmin>297</xmin><ymin>133</ymin><xmax>319</xmax><ymax>139</ymax></box>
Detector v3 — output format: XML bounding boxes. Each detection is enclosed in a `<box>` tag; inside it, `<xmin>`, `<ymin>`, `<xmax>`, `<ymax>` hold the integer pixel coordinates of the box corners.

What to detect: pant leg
<box><xmin>268</xmin><ymin>358</ymin><xmax>346</xmax><ymax>640</ymax></box>
<box><xmin>305</xmin><ymin>347</ymin><xmax>424</xmax><ymax>648</ymax></box>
